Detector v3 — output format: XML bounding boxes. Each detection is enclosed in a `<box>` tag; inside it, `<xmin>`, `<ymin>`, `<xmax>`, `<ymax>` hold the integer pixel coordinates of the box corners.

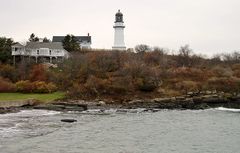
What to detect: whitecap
<box><xmin>215</xmin><ymin>107</ymin><xmax>240</xmax><ymax>112</ymax></box>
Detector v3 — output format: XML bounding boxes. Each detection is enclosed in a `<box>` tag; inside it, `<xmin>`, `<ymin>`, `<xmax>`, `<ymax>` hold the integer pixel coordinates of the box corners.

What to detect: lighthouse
<box><xmin>112</xmin><ymin>10</ymin><xmax>126</xmax><ymax>50</ymax></box>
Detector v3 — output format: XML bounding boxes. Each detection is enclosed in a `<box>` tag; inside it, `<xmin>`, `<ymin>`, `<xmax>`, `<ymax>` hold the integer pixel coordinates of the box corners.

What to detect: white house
<box><xmin>12</xmin><ymin>42</ymin><xmax>69</xmax><ymax>64</ymax></box>
<box><xmin>52</xmin><ymin>34</ymin><xmax>92</xmax><ymax>49</ymax></box>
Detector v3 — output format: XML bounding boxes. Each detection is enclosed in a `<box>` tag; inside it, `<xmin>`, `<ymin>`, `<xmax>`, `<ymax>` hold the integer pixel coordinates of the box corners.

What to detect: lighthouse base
<box><xmin>112</xmin><ymin>46</ymin><xmax>126</xmax><ymax>51</ymax></box>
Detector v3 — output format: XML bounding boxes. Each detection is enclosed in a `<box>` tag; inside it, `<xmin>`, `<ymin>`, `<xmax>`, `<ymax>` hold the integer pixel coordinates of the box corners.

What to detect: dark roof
<box><xmin>52</xmin><ymin>36</ymin><xmax>91</xmax><ymax>43</ymax></box>
<box><xmin>25</xmin><ymin>42</ymin><xmax>65</xmax><ymax>50</ymax></box>
<box><xmin>12</xmin><ymin>42</ymin><xmax>24</xmax><ymax>47</ymax></box>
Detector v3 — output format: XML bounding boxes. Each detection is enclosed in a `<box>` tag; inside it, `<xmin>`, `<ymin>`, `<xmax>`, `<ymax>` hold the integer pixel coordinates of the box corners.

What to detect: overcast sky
<box><xmin>0</xmin><ymin>0</ymin><xmax>240</xmax><ymax>56</ymax></box>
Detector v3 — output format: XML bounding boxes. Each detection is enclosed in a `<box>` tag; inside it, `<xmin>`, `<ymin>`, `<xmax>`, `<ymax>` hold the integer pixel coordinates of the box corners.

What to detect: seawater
<box><xmin>0</xmin><ymin>108</ymin><xmax>240</xmax><ymax>153</ymax></box>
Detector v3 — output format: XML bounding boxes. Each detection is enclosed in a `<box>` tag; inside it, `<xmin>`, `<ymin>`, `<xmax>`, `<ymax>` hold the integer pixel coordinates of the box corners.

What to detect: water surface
<box><xmin>0</xmin><ymin>108</ymin><xmax>240</xmax><ymax>153</ymax></box>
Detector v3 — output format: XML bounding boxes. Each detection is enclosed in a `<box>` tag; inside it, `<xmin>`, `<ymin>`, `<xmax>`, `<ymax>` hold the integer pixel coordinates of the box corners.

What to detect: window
<box><xmin>15</xmin><ymin>48</ymin><xmax>18</xmax><ymax>51</ymax></box>
<box><xmin>37</xmin><ymin>50</ymin><xmax>39</xmax><ymax>55</ymax></box>
<box><xmin>49</xmin><ymin>50</ymin><xmax>52</xmax><ymax>55</ymax></box>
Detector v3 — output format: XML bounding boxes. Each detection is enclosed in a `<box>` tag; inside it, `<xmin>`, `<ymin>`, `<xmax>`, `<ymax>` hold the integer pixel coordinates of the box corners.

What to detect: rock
<box><xmin>211</xmin><ymin>94</ymin><xmax>219</xmax><ymax>98</ymax></box>
<box><xmin>153</xmin><ymin>98</ymin><xmax>172</xmax><ymax>103</ymax></box>
<box><xmin>178</xmin><ymin>98</ymin><xmax>193</xmax><ymax>108</ymax></box>
<box><xmin>195</xmin><ymin>103</ymin><xmax>210</xmax><ymax>109</ymax></box>
<box><xmin>34</xmin><ymin>103</ymin><xmax>88</xmax><ymax>112</ymax></box>
<box><xmin>176</xmin><ymin>96</ymin><xmax>186</xmax><ymax>101</ymax></box>
<box><xmin>202</xmin><ymin>97</ymin><xmax>228</xmax><ymax>103</ymax></box>
<box><xmin>206</xmin><ymin>91</ymin><xmax>212</xmax><ymax>95</ymax></box>
<box><xmin>201</xmin><ymin>95</ymin><xmax>212</xmax><ymax>99</ymax></box>
<box><xmin>192</xmin><ymin>97</ymin><xmax>203</xmax><ymax>104</ymax></box>
<box><xmin>128</xmin><ymin>99</ymin><xmax>143</xmax><ymax>104</ymax></box>
<box><xmin>26</xmin><ymin>99</ymin><xmax>42</xmax><ymax>106</ymax></box>
<box><xmin>0</xmin><ymin>107</ymin><xmax>20</xmax><ymax>114</ymax></box>
<box><xmin>61</xmin><ymin>119</ymin><xmax>77</xmax><ymax>123</ymax></box>
<box><xmin>99</xmin><ymin>101</ymin><xmax>106</xmax><ymax>105</ymax></box>
<box><xmin>212</xmin><ymin>90</ymin><xmax>217</xmax><ymax>94</ymax></box>
<box><xmin>116</xmin><ymin>109</ymin><xmax>128</xmax><ymax>113</ymax></box>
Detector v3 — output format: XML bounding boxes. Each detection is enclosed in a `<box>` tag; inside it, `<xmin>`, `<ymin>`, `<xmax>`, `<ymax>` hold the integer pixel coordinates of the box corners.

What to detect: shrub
<box><xmin>87</xmin><ymin>51</ymin><xmax>120</xmax><ymax>73</ymax></box>
<box><xmin>46</xmin><ymin>82</ymin><xmax>57</xmax><ymax>93</ymax></box>
<box><xmin>135</xmin><ymin>77</ymin><xmax>158</xmax><ymax>92</ymax></box>
<box><xmin>67</xmin><ymin>83</ymin><xmax>87</xmax><ymax>98</ymax></box>
<box><xmin>130</xmin><ymin>66</ymin><xmax>161</xmax><ymax>92</ymax></box>
<box><xmin>232</xmin><ymin>64</ymin><xmax>240</xmax><ymax>77</ymax></box>
<box><xmin>15</xmin><ymin>80</ymin><xmax>57</xmax><ymax>93</ymax></box>
<box><xmin>32</xmin><ymin>81</ymin><xmax>49</xmax><ymax>93</ymax></box>
<box><xmin>15</xmin><ymin>80</ymin><xmax>33</xmax><ymax>93</ymax></box>
<box><xmin>0</xmin><ymin>77</ymin><xmax>16</xmax><ymax>92</ymax></box>
<box><xmin>211</xmin><ymin>66</ymin><xmax>233</xmax><ymax>77</ymax></box>
<box><xmin>175</xmin><ymin>80</ymin><xmax>199</xmax><ymax>94</ymax></box>
<box><xmin>0</xmin><ymin>64</ymin><xmax>16</xmax><ymax>81</ymax></box>
<box><xmin>206</xmin><ymin>77</ymin><xmax>240</xmax><ymax>93</ymax></box>
<box><xmin>84</xmin><ymin>76</ymin><xmax>109</xmax><ymax>95</ymax></box>
<box><xmin>106</xmin><ymin>76</ymin><xmax>132</xmax><ymax>94</ymax></box>
<box><xmin>29</xmin><ymin>64</ymin><xmax>47</xmax><ymax>81</ymax></box>
<box><xmin>170</xmin><ymin>67</ymin><xmax>212</xmax><ymax>81</ymax></box>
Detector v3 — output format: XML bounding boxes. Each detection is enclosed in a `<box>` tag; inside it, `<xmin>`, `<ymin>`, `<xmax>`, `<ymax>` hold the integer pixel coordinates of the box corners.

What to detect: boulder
<box><xmin>176</xmin><ymin>96</ymin><xmax>186</xmax><ymax>101</ymax></box>
<box><xmin>99</xmin><ymin>101</ymin><xmax>106</xmax><ymax>105</ymax></box>
<box><xmin>61</xmin><ymin>119</ymin><xmax>77</xmax><ymax>123</ymax></box>
<box><xmin>153</xmin><ymin>98</ymin><xmax>172</xmax><ymax>103</ymax></box>
<box><xmin>206</xmin><ymin>91</ymin><xmax>212</xmax><ymax>95</ymax></box>
<box><xmin>34</xmin><ymin>102</ymin><xmax>88</xmax><ymax>112</ymax></box>
<box><xmin>26</xmin><ymin>99</ymin><xmax>42</xmax><ymax>106</ymax></box>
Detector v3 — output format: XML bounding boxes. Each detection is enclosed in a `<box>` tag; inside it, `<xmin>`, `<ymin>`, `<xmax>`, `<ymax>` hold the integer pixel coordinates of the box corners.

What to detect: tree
<box><xmin>135</xmin><ymin>44</ymin><xmax>150</xmax><ymax>53</ymax></box>
<box><xmin>43</xmin><ymin>37</ymin><xmax>50</xmax><ymax>43</ymax></box>
<box><xmin>177</xmin><ymin>44</ymin><xmax>193</xmax><ymax>67</ymax></box>
<box><xmin>62</xmin><ymin>34</ymin><xmax>80</xmax><ymax>52</ymax></box>
<box><xmin>29</xmin><ymin>64</ymin><xmax>47</xmax><ymax>81</ymax></box>
<box><xmin>222</xmin><ymin>51</ymin><xmax>240</xmax><ymax>64</ymax></box>
<box><xmin>29</xmin><ymin>33</ymin><xmax>39</xmax><ymax>42</ymax></box>
<box><xmin>0</xmin><ymin>37</ymin><xmax>13</xmax><ymax>63</ymax></box>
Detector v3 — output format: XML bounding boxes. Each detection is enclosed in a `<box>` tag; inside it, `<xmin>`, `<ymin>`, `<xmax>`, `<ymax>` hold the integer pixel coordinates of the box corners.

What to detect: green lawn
<box><xmin>0</xmin><ymin>92</ymin><xmax>65</xmax><ymax>102</ymax></box>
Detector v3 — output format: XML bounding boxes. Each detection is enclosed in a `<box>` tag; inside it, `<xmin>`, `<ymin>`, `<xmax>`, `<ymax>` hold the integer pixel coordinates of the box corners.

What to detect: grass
<box><xmin>0</xmin><ymin>92</ymin><xmax>65</xmax><ymax>102</ymax></box>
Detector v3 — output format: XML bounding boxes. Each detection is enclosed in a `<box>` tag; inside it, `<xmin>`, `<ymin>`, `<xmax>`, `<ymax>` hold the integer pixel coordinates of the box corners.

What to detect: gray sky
<box><xmin>0</xmin><ymin>0</ymin><xmax>240</xmax><ymax>56</ymax></box>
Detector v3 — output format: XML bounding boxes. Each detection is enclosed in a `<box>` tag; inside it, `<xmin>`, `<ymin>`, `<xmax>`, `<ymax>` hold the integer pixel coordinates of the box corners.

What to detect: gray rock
<box><xmin>206</xmin><ymin>91</ymin><xmax>212</xmax><ymax>95</ymax></box>
<box><xmin>176</xmin><ymin>96</ymin><xmax>186</xmax><ymax>101</ymax></box>
<box><xmin>61</xmin><ymin>119</ymin><xmax>77</xmax><ymax>123</ymax></box>
<box><xmin>99</xmin><ymin>101</ymin><xmax>106</xmax><ymax>105</ymax></box>
<box><xmin>187</xmin><ymin>92</ymin><xmax>194</xmax><ymax>95</ymax></box>
<box><xmin>153</xmin><ymin>98</ymin><xmax>172</xmax><ymax>103</ymax></box>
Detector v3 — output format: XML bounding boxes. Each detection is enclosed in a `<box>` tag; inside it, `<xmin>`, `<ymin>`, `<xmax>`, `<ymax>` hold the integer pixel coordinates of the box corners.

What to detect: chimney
<box><xmin>87</xmin><ymin>33</ymin><xmax>90</xmax><ymax>36</ymax></box>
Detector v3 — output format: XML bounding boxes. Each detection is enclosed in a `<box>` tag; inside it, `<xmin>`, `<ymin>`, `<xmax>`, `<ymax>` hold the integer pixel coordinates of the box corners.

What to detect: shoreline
<box><xmin>1</xmin><ymin>92</ymin><xmax>240</xmax><ymax>114</ymax></box>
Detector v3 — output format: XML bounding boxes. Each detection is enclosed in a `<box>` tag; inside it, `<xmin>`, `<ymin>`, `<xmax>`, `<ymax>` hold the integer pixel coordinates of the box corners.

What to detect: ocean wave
<box><xmin>215</xmin><ymin>107</ymin><xmax>240</xmax><ymax>112</ymax></box>
<box><xmin>0</xmin><ymin>110</ymin><xmax>61</xmax><ymax>118</ymax></box>
<box><xmin>79</xmin><ymin>108</ymin><xmax>150</xmax><ymax>115</ymax></box>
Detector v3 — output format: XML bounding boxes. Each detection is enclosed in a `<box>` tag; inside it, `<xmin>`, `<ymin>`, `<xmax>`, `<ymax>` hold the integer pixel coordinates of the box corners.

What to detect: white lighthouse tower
<box><xmin>112</xmin><ymin>10</ymin><xmax>126</xmax><ymax>50</ymax></box>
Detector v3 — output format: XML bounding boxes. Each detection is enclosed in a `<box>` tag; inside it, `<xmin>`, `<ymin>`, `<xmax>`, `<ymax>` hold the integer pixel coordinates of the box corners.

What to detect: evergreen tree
<box><xmin>62</xmin><ymin>34</ymin><xmax>80</xmax><ymax>52</ymax></box>
<box><xmin>43</xmin><ymin>37</ymin><xmax>50</xmax><ymax>43</ymax></box>
<box><xmin>29</xmin><ymin>33</ymin><xmax>39</xmax><ymax>42</ymax></box>
<box><xmin>0</xmin><ymin>37</ymin><xmax>13</xmax><ymax>63</ymax></box>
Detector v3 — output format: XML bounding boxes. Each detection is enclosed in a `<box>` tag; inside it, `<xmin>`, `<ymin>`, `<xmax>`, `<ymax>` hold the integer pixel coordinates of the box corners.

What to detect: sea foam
<box><xmin>216</xmin><ymin>107</ymin><xmax>240</xmax><ymax>112</ymax></box>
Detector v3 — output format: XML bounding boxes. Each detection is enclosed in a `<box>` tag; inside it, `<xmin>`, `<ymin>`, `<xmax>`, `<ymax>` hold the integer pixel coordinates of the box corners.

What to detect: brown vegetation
<box><xmin>0</xmin><ymin>46</ymin><xmax>240</xmax><ymax>100</ymax></box>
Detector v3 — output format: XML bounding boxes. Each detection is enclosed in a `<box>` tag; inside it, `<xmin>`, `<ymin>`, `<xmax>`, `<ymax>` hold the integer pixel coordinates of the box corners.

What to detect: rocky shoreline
<box><xmin>1</xmin><ymin>91</ymin><xmax>240</xmax><ymax>114</ymax></box>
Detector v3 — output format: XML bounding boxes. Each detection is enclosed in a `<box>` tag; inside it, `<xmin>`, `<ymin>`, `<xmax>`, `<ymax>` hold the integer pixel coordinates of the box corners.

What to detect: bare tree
<box><xmin>135</xmin><ymin>44</ymin><xmax>150</xmax><ymax>53</ymax></box>
<box><xmin>177</xmin><ymin>44</ymin><xmax>193</xmax><ymax>67</ymax></box>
